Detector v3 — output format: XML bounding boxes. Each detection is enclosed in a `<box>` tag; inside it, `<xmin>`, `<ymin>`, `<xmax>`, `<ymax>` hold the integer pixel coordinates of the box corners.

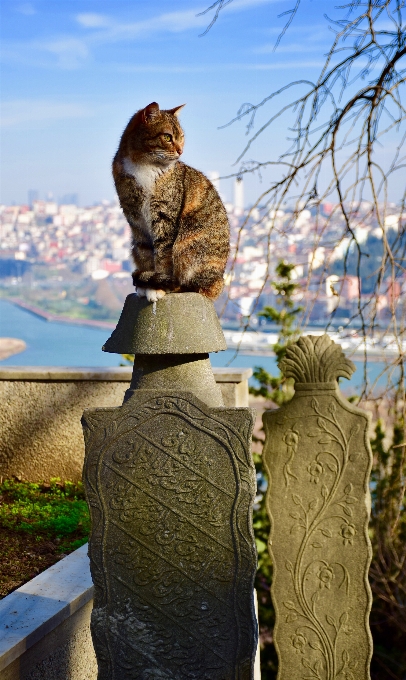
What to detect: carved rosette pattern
<box><xmin>263</xmin><ymin>335</ymin><xmax>373</xmax><ymax>680</ymax></box>
<box><xmin>82</xmin><ymin>391</ymin><xmax>257</xmax><ymax>680</ymax></box>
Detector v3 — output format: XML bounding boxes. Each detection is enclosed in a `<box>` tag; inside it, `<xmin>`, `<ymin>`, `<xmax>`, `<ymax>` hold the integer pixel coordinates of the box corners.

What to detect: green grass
<box><xmin>0</xmin><ymin>478</ymin><xmax>90</xmax><ymax>552</ymax></box>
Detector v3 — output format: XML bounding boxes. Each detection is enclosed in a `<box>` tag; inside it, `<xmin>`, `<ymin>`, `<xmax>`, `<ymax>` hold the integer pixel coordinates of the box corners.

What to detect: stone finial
<box><xmin>102</xmin><ymin>292</ymin><xmax>227</xmax><ymax>355</ymax></box>
<box><xmin>279</xmin><ymin>335</ymin><xmax>356</xmax><ymax>384</ymax></box>
<box><xmin>102</xmin><ymin>292</ymin><xmax>228</xmax><ymax>407</ymax></box>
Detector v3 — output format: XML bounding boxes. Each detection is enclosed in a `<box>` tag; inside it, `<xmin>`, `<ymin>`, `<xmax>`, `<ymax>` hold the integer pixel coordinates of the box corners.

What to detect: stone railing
<box><xmin>0</xmin><ymin>366</ymin><xmax>251</xmax><ymax>482</ymax></box>
<box><xmin>0</xmin><ymin>544</ymin><xmax>95</xmax><ymax>680</ymax></box>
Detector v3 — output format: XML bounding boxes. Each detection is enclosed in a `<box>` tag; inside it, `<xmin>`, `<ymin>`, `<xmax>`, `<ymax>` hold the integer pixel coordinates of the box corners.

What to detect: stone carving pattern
<box><xmin>82</xmin><ymin>393</ymin><xmax>257</xmax><ymax>680</ymax></box>
<box><xmin>278</xmin><ymin>334</ymin><xmax>356</xmax><ymax>384</ymax></box>
<box><xmin>263</xmin><ymin>335</ymin><xmax>373</xmax><ymax>680</ymax></box>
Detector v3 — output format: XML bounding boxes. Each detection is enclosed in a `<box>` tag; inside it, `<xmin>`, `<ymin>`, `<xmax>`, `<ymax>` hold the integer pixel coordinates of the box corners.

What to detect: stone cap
<box><xmin>0</xmin><ymin>366</ymin><xmax>251</xmax><ymax>383</ymax></box>
<box><xmin>210</xmin><ymin>367</ymin><xmax>252</xmax><ymax>382</ymax></box>
<box><xmin>0</xmin><ymin>367</ymin><xmax>133</xmax><ymax>381</ymax></box>
<box><xmin>102</xmin><ymin>292</ymin><xmax>227</xmax><ymax>355</ymax></box>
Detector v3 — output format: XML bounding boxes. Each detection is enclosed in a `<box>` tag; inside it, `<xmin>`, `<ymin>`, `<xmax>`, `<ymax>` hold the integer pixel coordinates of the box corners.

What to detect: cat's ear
<box><xmin>167</xmin><ymin>104</ymin><xmax>186</xmax><ymax>118</ymax></box>
<box><xmin>142</xmin><ymin>102</ymin><xmax>160</xmax><ymax>123</ymax></box>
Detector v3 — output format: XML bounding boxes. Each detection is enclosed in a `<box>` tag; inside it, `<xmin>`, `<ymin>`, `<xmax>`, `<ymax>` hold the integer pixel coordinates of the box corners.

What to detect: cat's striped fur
<box><xmin>113</xmin><ymin>102</ymin><xmax>230</xmax><ymax>302</ymax></box>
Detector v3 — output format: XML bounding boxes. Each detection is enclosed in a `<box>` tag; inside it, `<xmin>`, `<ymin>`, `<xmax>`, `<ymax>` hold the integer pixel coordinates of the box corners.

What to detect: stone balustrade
<box><xmin>0</xmin><ymin>366</ymin><xmax>251</xmax><ymax>482</ymax></box>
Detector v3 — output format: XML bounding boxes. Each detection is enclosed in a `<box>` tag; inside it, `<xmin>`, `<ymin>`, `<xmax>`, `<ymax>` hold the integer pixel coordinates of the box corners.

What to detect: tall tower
<box><xmin>234</xmin><ymin>177</ymin><xmax>244</xmax><ymax>213</ymax></box>
<box><xmin>28</xmin><ymin>190</ymin><xmax>38</xmax><ymax>207</ymax></box>
<box><xmin>208</xmin><ymin>171</ymin><xmax>220</xmax><ymax>192</ymax></box>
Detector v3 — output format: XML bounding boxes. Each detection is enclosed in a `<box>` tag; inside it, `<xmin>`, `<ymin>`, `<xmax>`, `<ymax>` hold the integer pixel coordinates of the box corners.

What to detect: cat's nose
<box><xmin>175</xmin><ymin>144</ymin><xmax>183</xmax><ymax>156</ymax></box>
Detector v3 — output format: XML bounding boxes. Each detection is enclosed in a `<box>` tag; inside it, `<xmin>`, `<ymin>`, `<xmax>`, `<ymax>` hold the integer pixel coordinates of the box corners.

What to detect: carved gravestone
<box><xmin>82</xmin><ymin>293</ymin><xmax>258</xmax><ymax>679</ymax></box>
<box><xmin>262</xmin><ymin>335</ymin><xmax>373</xmax><ymax>680</ymax></box>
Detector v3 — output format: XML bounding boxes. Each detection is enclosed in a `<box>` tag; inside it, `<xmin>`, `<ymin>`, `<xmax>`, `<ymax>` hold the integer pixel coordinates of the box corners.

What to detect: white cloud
<box><xmin>255</xmin><ymin>41</ymin><xmax>324</xmax><ymax>54</ymax></box>
<box><xmin>73</xmin><ymin>8</ymin><xmax>208</xmax><ymax>39</ymax></box>
<box><xmin>250</xmin><ymin>60</ymin><xmax>324</xmax><ymax>69</ymax></box>
<box><xmin>17</xmin><ymin>3</ymin><xmax>36</xmax><ymax>15</ymax></box>
<box><xmin>114</xmin><ymin>60</ymin><xmax>323</xmax><ymax>73</ymax></box>
<box><xmin>91</xmin><ymin>10</ymin><xmax>208</xmax><ymax>40</ymax></box>
<box><xmin>73</xmin><ymin>1</ymin><xmax>282</xmax><ymax>44</ymax></box>
<box><xmin>0</xmin><ymin>100</ymin><xmax>92</xmax><ymax>127</ymax></box>
<box><xmin>6</xmin><ymin>0</ymin><xmax>290</xmax><ymax>71</ymax></box>
<box><xmin>226</xmin><ymin>0</ymin><xmax>282</xmax><ymax>9</ymax></box>
<box><xmin>114</xmin><ymin>64</ymin><xmax>207</xmax><ymax>73</ymax></box>
<box><xmin>254</xmin><ymin>26</ymin><xmax>328</xmax><ymax>54</ymax></box>
<box><xmin>76</xmin><ymin>13</ymin><xmax>111</xmax><ymax>29</ymax></box>
<box><xmin>42</xmin><ymin>38</ymin><xmax>89</xmax><ymax>68</ymax></box>
<box><xmin>1</xmin><ymin>36</ymin><xmax>90</xmax><ymax>70</ymax></box>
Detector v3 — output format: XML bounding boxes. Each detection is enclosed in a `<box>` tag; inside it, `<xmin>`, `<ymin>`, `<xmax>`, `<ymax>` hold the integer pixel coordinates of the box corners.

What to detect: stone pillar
<box><xmin>262</xmin><ymin>335</ymin><xmax>373</xmax><ymax>680</ymax></box>
<box><xmin>82</xmin><ymin>293</ymin><xmax>258</xmax><ymax>679</ymax></box>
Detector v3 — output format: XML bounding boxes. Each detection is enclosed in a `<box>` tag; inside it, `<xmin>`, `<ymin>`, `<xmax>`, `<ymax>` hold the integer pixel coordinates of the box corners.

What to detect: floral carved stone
<box><xmin>262</xmin><ymin>335</ymin><xmax>373</xmax><ymax>680</ymax></box>
<box><xmin>82</xmin><ymin>390</ymin><xmax>257</xmax><ymax>680</ymax></box>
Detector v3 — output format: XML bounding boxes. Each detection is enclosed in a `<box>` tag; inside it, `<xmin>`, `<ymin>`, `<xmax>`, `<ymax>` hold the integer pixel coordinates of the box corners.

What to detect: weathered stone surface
<box><xmin>0</xmin><ymin>367</ymin><xmax>250</xmax><ymax>482</ymax></box>
<box><xmin>125</xmin><ymin>355</ymin><xmax>225</xmax><ymax>408</ymax></box>
<box><xmin>102</xmin><ymin>292</ymin><xmax>227</xmax><ymax>355</ymax></box>
<box><xmin>83</xmin><ymin>292</ymin><xmax>258</xmax><ymax>677</ymax></box>
<box><xmin>262</xmin><ymin>335</ymin><xmax>373</xmax><ymax>680</ymax></box>
<box><xmin>0</xmin><ymin>376</ymin><xmax>128</xmax><ymax>483</ymax></box>
<box><xmin>82</xmin><ymin>390</ymin><xmax>257</xmax><ymax>679</ymax></box>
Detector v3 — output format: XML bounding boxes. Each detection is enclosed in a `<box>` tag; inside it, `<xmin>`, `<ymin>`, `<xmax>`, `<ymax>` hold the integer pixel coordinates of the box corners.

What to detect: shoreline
<box><xmin>0</xmin><ymin>337</ymin><xmax>27</xmax><ymax>361</ymax></box>
<box><xmin>3</xmin><ymin>298</ymin><xmax>399</xmax><ymax>363</ymax></box>
<box><xmin>223</xmin><ymin>347</ymin><xmax>395</xmax><ymax>362</ymax></box>
<box><xmin>8</xmin><ymin>299</ymin><xmax>117</xmax><ymax>330</ymax></box>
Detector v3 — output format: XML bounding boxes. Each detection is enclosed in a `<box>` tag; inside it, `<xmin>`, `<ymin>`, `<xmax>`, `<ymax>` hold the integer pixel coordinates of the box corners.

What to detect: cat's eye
<box><xmin>163</xmin><ymin>134</ymin><xmax>172</xmax><ymax>142</ymax></box>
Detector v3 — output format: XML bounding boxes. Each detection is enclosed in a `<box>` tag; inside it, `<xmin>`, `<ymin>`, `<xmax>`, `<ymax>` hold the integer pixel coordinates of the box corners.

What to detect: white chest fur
<box><xmin>122</xmin><ymin>158</ymin><xmax>166</xmax><ymax>235</ymax></box>
<box><xmin>123</xmin><ymin>158</ymin><xmax>170</xmax><ymax>194</ymax></box>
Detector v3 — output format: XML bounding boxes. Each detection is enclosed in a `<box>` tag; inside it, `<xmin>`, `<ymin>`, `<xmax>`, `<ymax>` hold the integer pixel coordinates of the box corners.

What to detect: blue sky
<box><xmin>1</xmin><ymin>1</ymin><xmax>341</xmax><ymax>206</ymax></box>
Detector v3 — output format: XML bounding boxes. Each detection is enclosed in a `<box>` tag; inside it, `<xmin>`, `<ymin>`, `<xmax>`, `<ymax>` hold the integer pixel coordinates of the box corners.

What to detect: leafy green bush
<box><xmin>0</xmin><ymin>478</ymin><xmax>90</xmax><ymax>551</ymax></box>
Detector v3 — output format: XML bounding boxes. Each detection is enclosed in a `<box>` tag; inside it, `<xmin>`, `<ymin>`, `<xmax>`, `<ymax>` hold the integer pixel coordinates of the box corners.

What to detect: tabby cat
<box><xmin>113</xmin><ymin>102</ymin><xmax>230</xmax><ymax>302</ymax></box>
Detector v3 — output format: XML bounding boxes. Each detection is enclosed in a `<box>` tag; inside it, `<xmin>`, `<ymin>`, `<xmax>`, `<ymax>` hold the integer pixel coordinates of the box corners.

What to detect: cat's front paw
<box><xmin>145</xmin><ymin>288</ymin><xmax>166</xmax><ymax>303</ymax></box>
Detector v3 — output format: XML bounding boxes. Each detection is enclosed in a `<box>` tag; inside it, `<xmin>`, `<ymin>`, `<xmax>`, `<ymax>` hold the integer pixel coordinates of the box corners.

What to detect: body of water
<box><xmin>0</xmin><ymin>299</ymin><xmax>394</xmax><ymax>393</ymax></box>
<box><xmin>0</xmin><ymin>300</ymin><xmax>119</xmax><ymax>367</ymax></box>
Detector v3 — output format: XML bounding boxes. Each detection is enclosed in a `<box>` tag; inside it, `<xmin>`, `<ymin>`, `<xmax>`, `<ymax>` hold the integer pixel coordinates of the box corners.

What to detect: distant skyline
<box><xmin>1</xmin><ymin>1</ymin><xmax>401</xmax><ymax>207</ymax></box>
